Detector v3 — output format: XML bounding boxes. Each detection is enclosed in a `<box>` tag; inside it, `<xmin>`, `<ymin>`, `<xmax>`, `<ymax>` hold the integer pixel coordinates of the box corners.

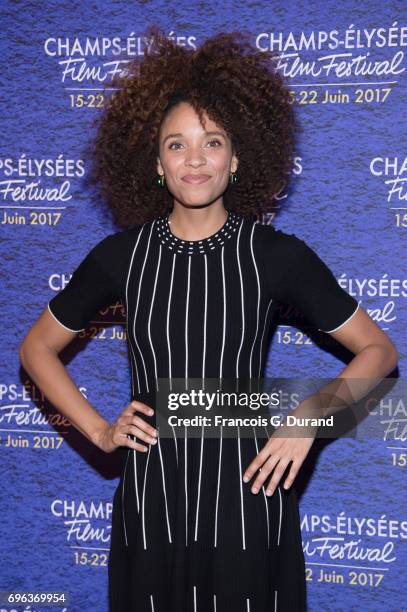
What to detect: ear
<box><xmin>156</xmin><ymin>156</ymin><xmax>163</xmax><ymax>176</ymax></box>
<box><xmin>231</xmin><ymin>153</ymin><xmax>239</xmax><ymax>174</ymax></box>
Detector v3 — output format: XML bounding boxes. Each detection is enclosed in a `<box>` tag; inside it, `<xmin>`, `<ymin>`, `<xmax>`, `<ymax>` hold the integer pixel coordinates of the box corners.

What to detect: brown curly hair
<box><xmin>87</xmin><ymin>25</ymin><xmax>299</xmax><ymax>228</ymax></box>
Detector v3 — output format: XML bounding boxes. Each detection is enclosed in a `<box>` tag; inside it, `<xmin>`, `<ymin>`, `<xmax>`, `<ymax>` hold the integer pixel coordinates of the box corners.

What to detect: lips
<box><xmin>181</xmin><ymin>174</ymin><xmax>211</xmax><ymax>184</ymax></box>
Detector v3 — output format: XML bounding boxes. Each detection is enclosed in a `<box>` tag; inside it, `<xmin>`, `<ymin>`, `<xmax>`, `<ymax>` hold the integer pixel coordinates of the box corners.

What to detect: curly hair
<box><xmin>88</xmin><ymin>25</ymin><xmax>299</xmax><ymax>228</ymax></box>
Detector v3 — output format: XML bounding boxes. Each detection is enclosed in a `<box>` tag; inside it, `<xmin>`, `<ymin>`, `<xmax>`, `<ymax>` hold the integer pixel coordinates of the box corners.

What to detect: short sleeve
<box><xmin>280</xmin><ymin>235</ymin><xmax>359</xmax><ymax>333</ymax></box>
<box><xmin>47</xmin><ymin>235</ymin><xmax>120</xmax><ymax>332</ymax></box>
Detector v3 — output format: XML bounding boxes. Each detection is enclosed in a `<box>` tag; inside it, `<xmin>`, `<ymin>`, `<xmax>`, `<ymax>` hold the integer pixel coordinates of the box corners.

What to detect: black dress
<box><xmin>48</xmin><ymin>209</ymin><xmax>359</xmax><ymax>612</ymax></box>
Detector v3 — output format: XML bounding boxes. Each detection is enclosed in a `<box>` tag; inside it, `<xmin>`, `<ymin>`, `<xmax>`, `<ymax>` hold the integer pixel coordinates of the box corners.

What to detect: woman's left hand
<box><xmin>242</xmin><ymin>420</ymin><xmax>317</xmax><ymax>496</ymax></box>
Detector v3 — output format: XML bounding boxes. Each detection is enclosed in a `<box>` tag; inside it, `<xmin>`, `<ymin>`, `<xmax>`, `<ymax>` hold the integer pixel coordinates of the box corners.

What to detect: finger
<box><xmin>111</xmin><ymin>428</ymin><xmax>149</xmax><ymax>452</ymax></box>
<box><xmin>250</xmin><ymin>454</ymin><xmax>280</xmax><ymax>493</ymax></box>
<box><xmin>126</xmin><ymin>424</ymin><xmax>158</xmax><ymax>446</ymax></box>
<box><xmin>122</xmin><ymin>433</ymin><xmax>150</xmax><ymax>453</ymax></box>
<box><xmin>242</xmin><ymin>442</ymin><xmax>276</xmax><ymax>483</ymax></box>
<box><xmin>265</xmin><ymin>458</ymin><xmax>292</xmax><ymax>496</ymax></box>
<box><xmin>281</xmin><ymin>459</ymin><xmax>301</xmax><ymax>491</ymax></box>
<box><xmin>117</xmin><ymin>412</ymin><xmax>158</xmax><ymax>437</ymax></box>
<box><xmin>120</xmin><ymin>412</ymin><xmax>158</xmax><ymax>437</ymax></box>
<box><xmin>124</xmin><ymin>401</ymin><xmax>155</xmax><ymax>417</ymax></box>
<box><xmin>133</xmin><ymin>401</ymin><xmax>155</xmax><ymax>416</ymax></box>
<box><xmin>130</xmin><ymin>415</ymin><xmax>158</xmax><ymax>438</ymax></box>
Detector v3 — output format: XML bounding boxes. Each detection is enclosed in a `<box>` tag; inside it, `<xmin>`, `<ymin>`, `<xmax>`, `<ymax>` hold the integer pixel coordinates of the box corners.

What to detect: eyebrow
<box><xmin>162</xmin><ymin>130</ymin><xmax>226</xmax><ymax>145</ymax></box>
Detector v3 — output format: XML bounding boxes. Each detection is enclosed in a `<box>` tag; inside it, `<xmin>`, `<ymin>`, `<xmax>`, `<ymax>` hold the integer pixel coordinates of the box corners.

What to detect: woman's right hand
<box><xmin>94</xmin><ymin>401</ymin><xmax>159</xmax><ymax>454</ymax></box>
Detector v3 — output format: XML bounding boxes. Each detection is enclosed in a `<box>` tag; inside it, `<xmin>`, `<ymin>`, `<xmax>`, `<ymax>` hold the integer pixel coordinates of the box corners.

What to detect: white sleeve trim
<box><xmin>320</xmin><ymin>302</ymin><xmax>360</xmax><ymax>334</ymax></box>
<box><xmin>47</xmin><ymin>302</ymin><xmax>85</xmax><ymax>333</ymax></box>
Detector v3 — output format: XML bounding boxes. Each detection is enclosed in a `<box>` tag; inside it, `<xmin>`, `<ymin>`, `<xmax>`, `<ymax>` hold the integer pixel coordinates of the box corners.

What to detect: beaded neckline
<box><xmin>154</xmin><ymin>209</ymin><xmax>241</xmax><ymax>255</ymax></box>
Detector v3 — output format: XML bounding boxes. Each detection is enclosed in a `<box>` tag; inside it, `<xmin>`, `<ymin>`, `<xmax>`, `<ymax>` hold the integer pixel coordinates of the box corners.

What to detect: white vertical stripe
<box><xmin>132</xmin><ymin>449</ymin><xmax>140</xmax><ymax>513</ymax></box>
<box><xmin>246</xmin><ymin>598</ymin><xmax>250</xmax><ymax>612</ymax></box>
<box><xmin>125</xmin><ymin>225</ymin><xmax>144</xmax><ymax>397</ymax></box>
<box><xmin>122</xmin><ymin>223</ymin><xmax>147</xmax><ymax>532</ymax></box>
<box><xmin>142</xmin><ymin>444</ymin><xmax>151</xmax><ymax>550</ymax></box>
<box><xmin>167</xmin><ymin>255</ymin><xmax>179</xmax><ymax>463</ymax></box>
<box><xmin>201</xmin><ymin>254</ymin><xmax>208</xmax><ymax>389</ymax></box>
<box><xmin>274</xmin><ymin>589</ymin><xmax>278</xmax><ymax>612</ymax></box>
<box><xmin>185</xmin><ymin>425</ymin><xmax>188</xmax><ymax>546</ymax></box>
<box><xmin>277</xmin><ymin>485</ymin><xmax>282</xmax><ymax>546</ymax></box>
<box><xmin>253</xmin><ymin>427</ymin><xmax>270</xmax><ymax>548</ymax></box>
<box><xmin>263</xmin><ymin>425</ymin><xmax>283</xmax><ymax>545</ymax></box>
<box><xmin>237</xmin><ymin>425</ymin><xmax>246</xmax><ymax>550</ymax></box>
<box><xmin>213</xmin><ymin>593</ymin><xmax>217</xmax><ymax>612</ymax></box>
<box><xmin>157</xmin><ymin>436</ymin><xmax>172</xmax><ymax>543</ymax></box>
<box><xmin>172</xmin><ymin>423</ymin><xmax>179</xmax><ymax>467</ymax></box>
<box><xmin>194</xmin><ymin>423</ymin><xmax>205</xmax><ymax>541</ymax></box>
<box><xmin>249</xmin><ymin>224</ymin><xmax>261</xmax><ymax>379</ymax></box>
<box><xmin>148</xmin><ymin>244</ymin><xmax>162</xmax><ymax>391</ymax></box>
<box><xmin>185</xmin><ymin>256</ymin><xmax>191</xmax><ymax>390</ymax></box>
<box><xmin>127</xmin><ymin>341</ymin><xmax>142</xmax><ymax>396</ymax></box>
<box><xmin>214</xmin><ymin>424</ymin><xmax>223</xmax><ymax>547</ymax></box>
<box><xmin>219</xmin><ymin>246</ymin><xmax>226</xmax><ymax>379</ymax></box>
<box><xmin>131</xmin><ymin>222</ymin><xmax>155</xmax><ymax>393</ymax></box>
<box><xmin>121</xmin><ymin>449</ymin><xmax>129</xmax><ymax>547</ymax></box>
<box><xmin>235</xmin><ymin>222</ymin><xmax>245</xmax><ymax>377</ymax></box>
<box><xmin>193</xmin><ymin>585</ymin><xmax>197</xmax><ymax>611</ymax></box>
<box><xmin>258</xmin><ymin>297</ymin><xmax>273</xmax><ymax>378</ymax></box>
<box><xmin>167</xmin><ymin>253</ymin><xmax>176</xmax><ymax>387</ymax></box>
<box><xmin>150</xmin><ymin>594</ymin><xmax>155</xmax><ymax>611</ymax></box>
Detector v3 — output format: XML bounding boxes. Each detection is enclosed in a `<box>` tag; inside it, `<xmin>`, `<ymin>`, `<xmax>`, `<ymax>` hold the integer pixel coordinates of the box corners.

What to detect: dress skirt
<box><xmin>108</xmin><ymin>425</ymin><xmax>307</xmax><ymax>611</ymax></box>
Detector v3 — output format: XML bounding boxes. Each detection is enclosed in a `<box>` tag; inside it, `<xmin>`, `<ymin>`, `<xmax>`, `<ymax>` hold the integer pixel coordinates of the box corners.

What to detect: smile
<box><xmin>181</xmin><ymin>175</ymin><xmax>211</xmax><ymax>184</ymax></box>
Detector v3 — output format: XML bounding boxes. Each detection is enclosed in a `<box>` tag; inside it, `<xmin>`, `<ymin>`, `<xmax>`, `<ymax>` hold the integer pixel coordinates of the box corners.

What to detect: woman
<box><xmin>19</xmin><ymin>27</ymin><xmax>398</xmax><ymax>612</ymax></box>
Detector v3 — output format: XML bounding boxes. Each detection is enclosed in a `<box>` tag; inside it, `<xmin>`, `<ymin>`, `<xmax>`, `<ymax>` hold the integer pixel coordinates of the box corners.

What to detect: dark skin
<box><xmin>20</xmin><ymin>101</ymin><xmax>398</xmax><ymax>499</ymax></box>
<box><xmin>242</xmin><ymin>310</ymin><xmax>398</xmax><ymax>496</ymax></box>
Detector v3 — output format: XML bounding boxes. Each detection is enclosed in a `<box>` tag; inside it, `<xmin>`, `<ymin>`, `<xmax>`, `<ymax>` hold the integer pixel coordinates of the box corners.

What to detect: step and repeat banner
<box><xmin>1</xmin><ymin>1</ymin><xmax>405</xmax><ymax>611</ymax></box>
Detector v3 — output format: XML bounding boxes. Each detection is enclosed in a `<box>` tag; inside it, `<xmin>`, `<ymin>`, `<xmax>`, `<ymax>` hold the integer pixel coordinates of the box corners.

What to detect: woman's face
<box><xmin>157</xmin><ymin>101</ymin><xmax>238</xmax><ymax>209</ymax></box>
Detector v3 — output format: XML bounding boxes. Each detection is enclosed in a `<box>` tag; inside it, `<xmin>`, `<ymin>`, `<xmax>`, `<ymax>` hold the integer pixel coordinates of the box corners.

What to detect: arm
<box><xmin>243</xmin><ymin>231</ymin><xmax>399</xmax><ymax>495</ymax></box>
<box><xmin>243</xmin><ymin>306</ymin><xmax>398</xmax><ymax>495</ymax></box>
<box><xmin>20</xmin><ymin>234</ymin><xmax>158</xmax><ymax>454</ymax></box>
<box><xmin>329</xmin><ymin>299</ymin><xmax>398</xmax><ymax>377</ymax></box>
<box><xmin>19</xmin><ymin>307</ymin><xmax>109</xmax><ymax>447</ymax></box>
<box><xmin>20</xmin><ymin>307</ymin><xmax>158</xmax><ymax>453</ymax></box>
<box><xmin>272</xmin><ymin>231</ymin><xmax>398</xmax><ymax>417</ymax></box>
<box><xmin>292</xmin><ymin>305</ymin><xmax>398</xmax><ymax>422</ymax></box>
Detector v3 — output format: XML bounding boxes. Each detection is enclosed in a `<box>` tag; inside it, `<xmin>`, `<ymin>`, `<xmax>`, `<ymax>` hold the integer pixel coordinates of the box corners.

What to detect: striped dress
<box><xmin>48</xmin><ymin>208</ymin><xmax>359</xmax><ymax>612</ymax></box>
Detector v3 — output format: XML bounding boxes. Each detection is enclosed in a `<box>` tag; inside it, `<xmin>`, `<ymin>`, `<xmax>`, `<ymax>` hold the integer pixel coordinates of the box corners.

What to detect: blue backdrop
<box><xmin>1</xmin><ymin>1</ymin><xmax>406</xmax><ymax>611</ymax></box>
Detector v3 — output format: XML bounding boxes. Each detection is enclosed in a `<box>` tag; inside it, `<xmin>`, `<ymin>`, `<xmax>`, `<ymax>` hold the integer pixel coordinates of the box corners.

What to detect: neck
<box><xmin>167</xmin><ymin>204</ymin><xmax>229</xmax><ymax>242</ymax></box>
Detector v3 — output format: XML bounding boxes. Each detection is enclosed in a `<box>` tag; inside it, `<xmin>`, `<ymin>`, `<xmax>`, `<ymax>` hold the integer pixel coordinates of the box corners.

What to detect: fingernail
<box><xmin>251</xmin><ymin>487</ymin><xmax>258</xmax><ymax>494</ymax></box>
<box><xmin>243</xmin><ymin>476</ymin><xmax>249</xmax><ymax>482</ymax></box>
<box><xmin>266</xmin><ymin>489</ymin><xmax>273</xmax><ymax>496</ymax></box>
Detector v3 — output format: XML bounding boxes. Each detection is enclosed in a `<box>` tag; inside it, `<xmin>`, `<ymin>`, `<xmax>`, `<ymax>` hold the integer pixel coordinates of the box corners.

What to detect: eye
<box><xmin>168</xmin><ymin>139</ymin><xmax>223</xmax><ymax>150</ymax></box>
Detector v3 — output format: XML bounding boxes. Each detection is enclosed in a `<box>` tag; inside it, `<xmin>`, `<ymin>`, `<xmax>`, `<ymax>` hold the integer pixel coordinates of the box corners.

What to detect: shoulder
<box><xmin>249</xmin><ymin>220</ymin><xmax>335</xmax><ymax>297</ymax></box>
<box><xmin>88</xmin><ymin>224</ymin><xmax>147</xmax><ymax>294</ymax></box>
<box><xmin>91</xmin><ymin>224</ymin><xmax>145</xmax><ymax>259</ymax></box>
<box><xmin>250</xmin><ymin>220</ymin><xmax>310</xmax><ymax>266</ymax></box>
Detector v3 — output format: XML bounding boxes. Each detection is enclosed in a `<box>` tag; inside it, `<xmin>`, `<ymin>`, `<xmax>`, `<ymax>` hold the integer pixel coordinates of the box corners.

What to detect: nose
<box><xmin>184</xmin><ymin>146</ymin><xmax>207</xmax><ymax>167</ymax></box>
